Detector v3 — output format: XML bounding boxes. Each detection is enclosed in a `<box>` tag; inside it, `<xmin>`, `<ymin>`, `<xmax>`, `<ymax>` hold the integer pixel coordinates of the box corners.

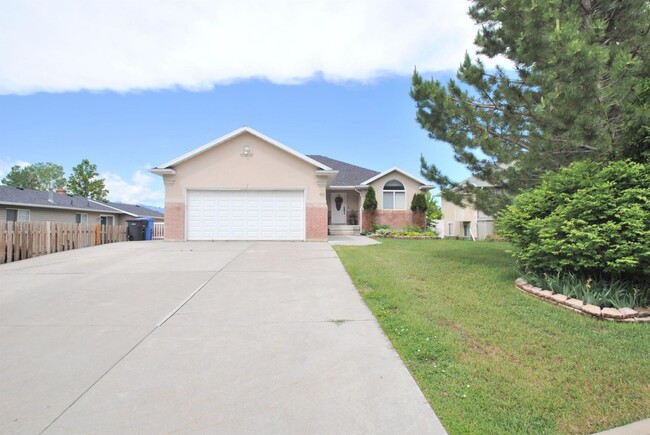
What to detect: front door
<box><xmin>330</xmin><ymin>193</ymin><xmax>347</xmax><ymax>224</ymax></box>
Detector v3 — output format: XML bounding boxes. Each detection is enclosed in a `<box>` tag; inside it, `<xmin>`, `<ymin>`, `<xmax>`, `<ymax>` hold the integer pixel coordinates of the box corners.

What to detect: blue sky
<box><xmin>0</xmin><ymin>1</ymin><xmax>494</xmax><ymax>207</ymax></box>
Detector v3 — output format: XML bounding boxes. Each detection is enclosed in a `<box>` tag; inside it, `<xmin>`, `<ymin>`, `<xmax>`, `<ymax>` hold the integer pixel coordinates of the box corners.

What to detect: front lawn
<box><xmin>334</xmin><ymin>239</ymin><xmax>650</xmax><ymax>434</ymax></box>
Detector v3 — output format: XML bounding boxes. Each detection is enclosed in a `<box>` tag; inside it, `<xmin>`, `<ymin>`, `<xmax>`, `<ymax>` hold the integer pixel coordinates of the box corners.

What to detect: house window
<box><xmin>448</xmin><ymin>223</ymin><xmax>454</xmax><ymax>236</ymax></box>
<box><xmin>6</xmin><ymin>208</ymin><xmax>30</xmax><ymax>222</ymax></box>
<box><xmin>100</xmin><ymin>216</ymin><xmax>114</xmax><ymax>226</ymax></box>
<box><xmin>76</xmin><ymin>213</ymin><xmax>88</xmax><ymax>224</ymax></box>
<box><xmin>382</xmin><ymin>180</ymin><xmax>406</xmax><ymax>210</ymax></box>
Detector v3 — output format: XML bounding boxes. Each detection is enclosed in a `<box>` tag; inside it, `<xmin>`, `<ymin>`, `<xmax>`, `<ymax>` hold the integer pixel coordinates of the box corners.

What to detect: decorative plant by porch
<box><xmin>363</xmin><ymin>186</ymin><xmax>378</xmax><ymax>211</ymax></box>
<box><xmin>362</xmin><ymin>186</ymin><xmax>378</xmax><ymax>233</ymax></box>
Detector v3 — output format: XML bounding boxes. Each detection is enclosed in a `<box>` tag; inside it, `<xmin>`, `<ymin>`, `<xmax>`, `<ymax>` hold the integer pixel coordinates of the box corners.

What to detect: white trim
<box><xmin>153</xmin><ymin>126</ymin><xmax>333</xmax><ymax>171</ymax></box>
<box><xmin>149</xmin><ymin>168</ymin><xmax>176</xmax><ymax>175</ymax></box>
<box><xmin>361</xmin><ymin>167</ymin><xmax>427</xmax><ymax>186</ymax></box>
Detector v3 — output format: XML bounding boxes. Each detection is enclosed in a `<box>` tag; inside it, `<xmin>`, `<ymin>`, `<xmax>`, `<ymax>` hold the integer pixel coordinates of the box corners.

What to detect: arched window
<box><xmin>383</xmin><ymin>180</ymin><xmax>406</xmax><ymax>210</ymax></box>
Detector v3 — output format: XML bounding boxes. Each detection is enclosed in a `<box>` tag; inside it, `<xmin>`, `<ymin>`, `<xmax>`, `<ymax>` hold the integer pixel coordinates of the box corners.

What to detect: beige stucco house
<box><xmin>151</xmin><ymin>126</ymin><xmax>432</xmax><ymax>241</ymax></box>
<box><xmin>440</xmin><ymin>176</ymin><xmax>496</xmax><ymax>240</ymax></box>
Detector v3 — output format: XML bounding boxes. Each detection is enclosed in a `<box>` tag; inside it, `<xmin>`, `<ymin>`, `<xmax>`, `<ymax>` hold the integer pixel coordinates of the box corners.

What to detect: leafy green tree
<box><xmin>411</xmin><ymin>0</ymin><xmax>650</xmax><ymax>213</ymax></box>
<box><xmin>497</xmin><ymin>160</ymin><xmax>650</xmax><ymax>283</ymax></box>
<box><xmin>66</xmin><ymin>159</ymin><xmax>109</xmax><ymax>201</ymax></box>
<box><xmin>424</xmin><ymin>191</ymin><xmax>442</xmax><ymax>226</ymax></box>
<box><xmin>2</xmin><ymin>162</ymin><xmax>66</xmax><ymax>190</ymax></box>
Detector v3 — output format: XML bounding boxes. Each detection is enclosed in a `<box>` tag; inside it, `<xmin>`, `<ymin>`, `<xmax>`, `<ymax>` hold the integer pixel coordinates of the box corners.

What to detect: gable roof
<box><xmin>307</xmin><ymin>155</ymin><xmax>379</xmax><ymax>187</ymax></box>
<box><xmin>361</xmin><ymin>167</ymin><xmax>429</xmax><ymax>186</ymax></box>
<box><xmin>153</xmin><ymin>126</ymin><xmax>333</xmax><ymax>171</ymax></box>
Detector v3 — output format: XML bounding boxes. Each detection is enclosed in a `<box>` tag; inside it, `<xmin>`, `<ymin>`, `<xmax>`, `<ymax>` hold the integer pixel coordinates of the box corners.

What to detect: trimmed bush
<box><xmin>498</xmin><ymin>160</ymin><xmax>650</xmax><ymax>284</ymax></box>
<box><xmin>410</xmin><ymin>193</ymin><xmax>428</xmax><ymax>212</ymax></box>
<box><xmin>363</xmin><ymin>186</ymin><xmax>378</xmax><ymax>211</ymax></box>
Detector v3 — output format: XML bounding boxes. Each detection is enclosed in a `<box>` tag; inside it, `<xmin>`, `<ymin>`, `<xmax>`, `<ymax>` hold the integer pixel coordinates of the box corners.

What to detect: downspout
<box><xmin>354</xmin><ymin>186</ymin><xmax>364</xmax><ymax>235</ymax></box>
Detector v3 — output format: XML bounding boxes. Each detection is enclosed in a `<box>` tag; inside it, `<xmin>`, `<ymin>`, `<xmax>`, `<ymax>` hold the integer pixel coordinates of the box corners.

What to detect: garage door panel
<box><xmin>187</xmin><ymin>190</ymin><xmax>304</xmax><ymax>241</ymax></box>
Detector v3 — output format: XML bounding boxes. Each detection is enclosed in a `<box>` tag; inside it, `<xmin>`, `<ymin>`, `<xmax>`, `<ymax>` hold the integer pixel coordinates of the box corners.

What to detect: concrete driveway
<box><xmin>1</xmin><ymin>241</ymin><xmax>446</xmax><ymax>434</ymax></box>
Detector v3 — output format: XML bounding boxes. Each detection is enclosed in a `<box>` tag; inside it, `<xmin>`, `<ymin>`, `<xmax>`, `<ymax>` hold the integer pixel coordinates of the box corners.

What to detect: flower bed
<box><xmin>515</xmin><ymin>278</ymin><xmax>650</xmax><ymax>322</ymax></box>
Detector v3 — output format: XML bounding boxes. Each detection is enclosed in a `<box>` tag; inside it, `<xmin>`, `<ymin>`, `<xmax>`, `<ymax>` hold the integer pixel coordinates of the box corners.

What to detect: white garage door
<box><xmin>187</xmin><ymin>190</ymin><xmax>305</xmax><ymax>241</ymax></box>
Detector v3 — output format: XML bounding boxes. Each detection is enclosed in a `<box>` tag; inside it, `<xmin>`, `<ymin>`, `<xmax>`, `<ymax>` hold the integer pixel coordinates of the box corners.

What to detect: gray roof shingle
<box><xmin>0</xmin><ymin>186</ymin><xmax>164</xmax><ymax>217</ymax></box>
<box><xmin>0</xmin><ymin>185</ymin><xmax>118</xmax><ymax>213</ymax></box>
<box><xmin>107</xmin><ymin>202</ymin><xmax>164</xmax><ymax>218</ymax></box>
<box><xmin>307</xmin><ymin>155</ymin><xmax>379</xmax><ymax>187</ymax></box>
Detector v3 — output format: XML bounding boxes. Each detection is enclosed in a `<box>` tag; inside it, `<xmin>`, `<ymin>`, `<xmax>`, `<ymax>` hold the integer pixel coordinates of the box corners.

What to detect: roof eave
<box><xmin>361</xmin><ymin>167</ymin><xmax>428</xmax><ymax>186</ymax></box>
<box><xmin>154</xmin><ymin>127</ymin><xmax>333</xmax><ymax>171</ymax></box>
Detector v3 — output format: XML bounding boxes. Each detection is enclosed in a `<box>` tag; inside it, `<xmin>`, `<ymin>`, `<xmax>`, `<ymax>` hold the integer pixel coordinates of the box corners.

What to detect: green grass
<box><xmin>334</xmin><ymin>239</ymin><xmax>650</xmax><ymax>434</ymax></box>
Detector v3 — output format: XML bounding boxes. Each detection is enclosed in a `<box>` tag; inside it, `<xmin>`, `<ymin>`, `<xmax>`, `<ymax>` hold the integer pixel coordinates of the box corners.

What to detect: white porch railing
<box><xmin>153</xmin><ymin>222</ymin><xmax>165</xmax><ymax>240</ymax></box>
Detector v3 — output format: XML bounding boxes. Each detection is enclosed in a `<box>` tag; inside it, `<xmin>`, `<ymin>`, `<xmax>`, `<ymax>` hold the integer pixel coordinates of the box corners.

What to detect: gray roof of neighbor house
<box><xmin>462</xmin><ymin>175</ymin><xmax>494</xmax><ymax>188</ymax></box>
<box><xmin>0</xmin><ymin>185</ymin><xmax>164</xmax><ymax>217</ymax></box>
<box><xmin>0</xmin><ymin>185</ymin><xmax>118</xmax><ymax>213</ymax></box>
<box><xmin>308</xmin><ymin>155</ymin><xmax>380</xmax><ymax>187</ymax></box>
<box><xmin>106</xmin><ymin>202</ymin><xmax>164</xmax><ymax>218</ymax></box>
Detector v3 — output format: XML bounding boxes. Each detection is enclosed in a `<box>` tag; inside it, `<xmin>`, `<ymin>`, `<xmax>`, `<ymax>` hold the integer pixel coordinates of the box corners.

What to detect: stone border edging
<box><xmin>368</xmin><ymin>235</ymin><xmax>437</xmax><ymax>240</ymax></box>
<box><xmin>515</xmin><ymin>278</ymin><xmax>650</xmax><ymax>323</ymax></box>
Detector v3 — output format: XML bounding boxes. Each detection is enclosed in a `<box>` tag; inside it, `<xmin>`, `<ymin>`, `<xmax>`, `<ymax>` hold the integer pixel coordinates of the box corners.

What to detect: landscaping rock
<box><xmin>633</xmin><ymin>307</ymin><xmax>650</xmax><ymax>317</ymax></box>
<box><xmin>565</xmin><ymin>298</ymin><xmax>584</xmax><ymax>309</ymax></box>
<box><xmin>601</xmin><ymin>308</ymin><xmax>625</xmax><ymax>319</ymax></box>
<box><xmin>515</xmin><ymin>278</ymin><xmax>527</xmax><ymax>287</ymax></box>
<box><xmin>538</xmin><ymin>290</ymin><xmax>554</xmax><ymax>299</ymax></box>
<box><xmin>550</xmin><ymin>294</ymin><xmax>568</xmax><ymax>303</ymax></box>
<box><xmin>530</xmin><ymin>287</ymin><xmax>543</xmax><ymax>295</ymax></box>
<box><xmin>522</xmin><ymin>284</ymin><xmax>535</xmax><ymax>292</ymax></box>
<box><xmin>581</xmin><ymin>304</ymin><xmax>602</xmax><ymax>317</ymax></box>
<box><xmin>618</xmin><ymin>307</ymin><xmax>638</xmax><ymax>318</ymax></box>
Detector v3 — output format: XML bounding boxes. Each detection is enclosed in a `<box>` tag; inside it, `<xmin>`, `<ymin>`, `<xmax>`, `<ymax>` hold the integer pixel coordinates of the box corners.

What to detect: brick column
<box><xmin>306</xmin><ymin>203</ymin><xmax>328</xmax><ymax>241</ymax></box>
<box><xmin>164</xmin><ymin>202</ymin><xmax>185</xmax><ymax>241</ymax></box>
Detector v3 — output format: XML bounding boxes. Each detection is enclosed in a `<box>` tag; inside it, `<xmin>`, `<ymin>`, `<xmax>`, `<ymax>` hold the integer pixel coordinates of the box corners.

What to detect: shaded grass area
<box><xmin>334</xmin><ymin>239</ymin><xmax>650</xmax><ymax>434</ymax></box>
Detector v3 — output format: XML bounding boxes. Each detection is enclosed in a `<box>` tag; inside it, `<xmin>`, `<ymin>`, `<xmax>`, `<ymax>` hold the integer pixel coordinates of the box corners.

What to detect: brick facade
<box><xmin>164</xmin><ymin>202</ymin><xmax>185</xmax><ymax>240</ymax></box>
<box><xmin>306</xmin><ymin>203</ymin><xmax>328</xmax><ymax>241</ymax></box>
<box><xmin>373</xmin><ymin>210</ymin><xmax>416</xmax><ymax>229</ymax></box>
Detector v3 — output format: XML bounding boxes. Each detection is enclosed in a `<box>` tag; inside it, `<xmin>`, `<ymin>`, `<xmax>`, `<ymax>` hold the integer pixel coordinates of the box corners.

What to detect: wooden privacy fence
<box><xmin>0</xmin><ymin>221</ymin><xmax>128</xmax><ymax>264</ymax></box>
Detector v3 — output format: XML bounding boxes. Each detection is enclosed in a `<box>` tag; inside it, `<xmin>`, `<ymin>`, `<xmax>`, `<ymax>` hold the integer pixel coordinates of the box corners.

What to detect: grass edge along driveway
<box><xmin>334</xmin><ymin>239</ymin><xmax>650</xmax><ymax>435</ymax></box>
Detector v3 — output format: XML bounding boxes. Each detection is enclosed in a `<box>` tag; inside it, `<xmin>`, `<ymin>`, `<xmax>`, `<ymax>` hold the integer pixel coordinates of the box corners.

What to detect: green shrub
<box><xmin>375</xmin><ymin>228</ymin><xmax>392</xmax><ymax>237</ymax></box>
<box><xmin>410</xmin><ymin>193</ymin><xmax>428</xmax><ymax>212</ymax></box>
<box><xmin>363</xmin><ymin>186</ymin><xmax>378</xmax><ymax>211</ymax></box>
<box><xmin>372</xmin><ymin>223</ymin><xmax>390</xmax><ymax>232</ymax></box>
<box><xmin>499</xmin><ymin>159</ymin><xmax>650</xmax><ymax>285</ymax></box>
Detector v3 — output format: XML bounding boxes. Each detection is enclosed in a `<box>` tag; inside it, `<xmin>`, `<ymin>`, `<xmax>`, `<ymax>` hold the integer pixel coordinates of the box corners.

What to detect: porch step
<box><xmin>328</xmin><ymin>225</ymin><xmax>360</xmax><ymax>236</ymax></box>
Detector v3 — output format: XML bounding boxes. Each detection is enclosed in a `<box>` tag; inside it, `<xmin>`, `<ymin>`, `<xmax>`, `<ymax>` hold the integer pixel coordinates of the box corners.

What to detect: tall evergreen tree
<box><xmin>66</xmin><ymin>159</ymin><xmax>109</xmax><ymax>201</ymax></box>
<box><xmin>411</xmin><ymin>0</ymin><xmax>650</xmax><ymax>213</ymax></box>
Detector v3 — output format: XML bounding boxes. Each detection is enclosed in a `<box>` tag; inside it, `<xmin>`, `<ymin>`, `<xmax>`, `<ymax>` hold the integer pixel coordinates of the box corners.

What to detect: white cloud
<box><xmin>102</xmin><ymin>170</ymin><xmax>164</xmax><ymax>207</ymax></box>
<box><xmin>0</xmin><ymin>0</ymin><xmax>488</xmax><ymax>94</ymax></box>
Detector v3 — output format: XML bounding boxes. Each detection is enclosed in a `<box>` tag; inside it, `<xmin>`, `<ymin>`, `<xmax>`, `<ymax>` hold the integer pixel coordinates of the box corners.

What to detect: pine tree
<box><xmin>411</xmin><ymin>0</ymin><xmax>650</xmax><ymax>213</ymax></box>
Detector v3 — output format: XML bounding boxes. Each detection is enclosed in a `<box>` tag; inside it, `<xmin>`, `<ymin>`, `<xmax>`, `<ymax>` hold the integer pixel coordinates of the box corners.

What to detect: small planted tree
<box><xmin>410</xmin><ymin>193</ymin><xmax>428</xmax><ymax>230</ymax></box>
<box><xmin>362</xmin><ymin>186</ymin><xmax>378</xmax><ymax>233</ymax></box>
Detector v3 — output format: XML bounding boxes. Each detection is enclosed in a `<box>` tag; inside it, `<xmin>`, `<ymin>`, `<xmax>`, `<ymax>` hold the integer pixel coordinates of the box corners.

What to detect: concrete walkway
<box><xmin>328</xmin><ymin>234</ymin><xmax>381</xmax><ymax>246</ymax></box>
<box><xmin>0</xmin><ymin>241</ymin><xmax>446</xmax><ymax>434</ymax></box>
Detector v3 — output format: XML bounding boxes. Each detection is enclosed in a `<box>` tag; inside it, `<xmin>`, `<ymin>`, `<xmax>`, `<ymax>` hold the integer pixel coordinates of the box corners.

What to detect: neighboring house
<box><xmin>440</xmin><ymin>175</ymin><xmax>496</xmax><ymax>240</ymax></box>
<box><xmin>0</xmin><ymin>186</ymin><xmax>164</xmax><ymax>226</ymax></box>
<box><xmin>150</xmin><ymin>126</ymin><xmax>433</xmax><ymax>241</ymax></box>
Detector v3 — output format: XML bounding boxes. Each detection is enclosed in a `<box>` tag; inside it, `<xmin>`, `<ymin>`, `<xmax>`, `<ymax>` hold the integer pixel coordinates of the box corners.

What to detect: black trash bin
<box><xmin>127</xmin><ymin>219</ymin><xmax>147</xmax><ymax>241</ymax></box>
